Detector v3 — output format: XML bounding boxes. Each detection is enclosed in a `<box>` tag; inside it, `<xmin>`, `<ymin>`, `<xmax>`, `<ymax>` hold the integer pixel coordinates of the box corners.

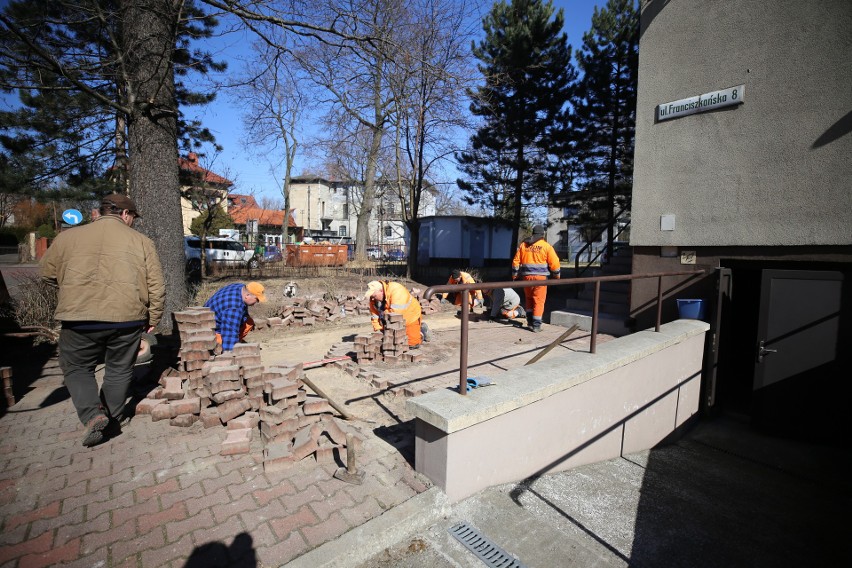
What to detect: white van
<box><xmin>184</xmin><ymin>236</ymin><xmax>258</xmax><ymax>272</ymax></box>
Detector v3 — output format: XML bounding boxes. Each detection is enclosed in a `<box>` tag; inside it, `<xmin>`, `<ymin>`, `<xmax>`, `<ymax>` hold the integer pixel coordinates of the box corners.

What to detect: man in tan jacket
<box><xmin>41</xmin><ymin>193</ymin><xmax>165</xmax><ymax>447</ymax></box>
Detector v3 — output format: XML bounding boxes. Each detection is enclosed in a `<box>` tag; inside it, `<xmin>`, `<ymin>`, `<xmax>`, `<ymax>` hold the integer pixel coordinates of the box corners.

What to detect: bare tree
<box><xmin>386</xmin><ymin>0</ymin><xmax>477</xmax><ymax>273</ymax></box>
<box><xmin>235</xmin><ymin>34</ymin><xmax>312</xmax><ymax>263</ymax></box>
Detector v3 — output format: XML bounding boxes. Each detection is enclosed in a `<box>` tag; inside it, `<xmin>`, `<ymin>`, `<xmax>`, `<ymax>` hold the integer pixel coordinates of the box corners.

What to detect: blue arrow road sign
<box><xmin>62</xmin><ymin>209</ymin><xmax>83</xmax><ymax>225</ymax></box>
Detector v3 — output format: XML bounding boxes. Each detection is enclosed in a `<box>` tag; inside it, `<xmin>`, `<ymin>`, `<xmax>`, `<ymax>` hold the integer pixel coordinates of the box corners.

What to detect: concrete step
<box><xmin>578</xmin><ymin>288</ymin><xmax>628</xmax><ymax>303</ymax></box>
<box><xmin>564</xmin><ymin>298</ymin><xmax>629</xmax><ymax>316</ymax></box>
<box><xmin>550</xmin><ymin>309</ymin><xmax>632</xmax><ymax>337</ymax></box>
<box><xmin>600</xmin><ymin>280</ymin><xmax>630</xmax><ymax>294</ymax></box>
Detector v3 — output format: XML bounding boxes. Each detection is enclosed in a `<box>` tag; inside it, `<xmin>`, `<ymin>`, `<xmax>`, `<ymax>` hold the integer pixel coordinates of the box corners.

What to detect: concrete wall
<box><xmin>407</xmin><ymin>320</ymin><xmax>709</xmax><ymax>502</ymax></box>
<box><xmin>631</xmin><ymin>0</ymin><xmax>852</xmax><ymax>247</ymax></box>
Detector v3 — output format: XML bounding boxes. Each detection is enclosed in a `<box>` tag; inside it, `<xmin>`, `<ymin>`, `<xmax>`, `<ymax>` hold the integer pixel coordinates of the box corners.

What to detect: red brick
<box><xmin>227</xmin><ymin>412</ymin><xmax>259</xmax><ymax>430</ymax></box>
<box><xmin>220</xmin><ymin>428</ymin><xmax>252</xmax><ymax>456</ymax></box>
<box><xmin>171</xmin><ymin>396</ymin><xmax>201</xmax><ymax>416</ymax></box>
<box><xmin>199</xmin><ymin>407</ymin><xmax>220</xmax><ymax>428</ymax></box>
<box><xmin>217</xmin><ymin>397</ymin><xmax>251</xmax><ymax>423</ymax></box>
<box><xmin>209</xmin><ymin>379</ymin><xmax>243</xmax><ymax>395</ymax></box>
<box><xmin>137</xmin><ymin>502</ymin><xmax>188</xmax><ymax>534</ymax></box>
<box><xmin>4</xmin><ymin>500</ymin><xmax>60</xmax><ymax>531</ymax></box>
<box><xmin>211</xmin><ymin>388</ymin><xmax>246</xmax><ymax>404</ymax></box>
<box><xmin>301</xmin><ymin>511</ymin><xmax>350</xmax><ymax>547</ymax></box>
<box><xmin>135</xmin><ymin>478</ymin><xmax>179</xmax><ymax>502</ymax></box>
<box><xmin>18</xmin><ymin>537</ymin><xmax>80</xmax><ymax>568</ymax></box>
<box><xmin>150</xmin><ymin>402</ymin><xmax>175</xmax><ymax>421</ymax></box>
<box><xmin>169</xmin><ymin>414</ymin><xmax>199</xmax><ymax>427</ymax></box>
<box><xmin>268</xmin><ymin>504</ymin><xmax>318</xmax><ymax>541</ymax></box>
<box><xmin>252</xmin><ymin>478</ymin><xmax>297</xmax><ymax>506</ymax></box>
<box><xmin>0</xmin><ymin>531</ymin><xmax>53</xmax><ymax>564</ymax></box>
<box><xmin>134</xmin><ymin>397</ymin><xmax>165</xmax><ymax>414</ymax></box>
<box><xmin>303</xmin><ymin>400</ymin><xmax>332</xmax><ymax>416</ymax></box>
<box><xmin>207</xmin><ymin>365</ymin><xmax>241</xmax><ymax>383</ymax></box>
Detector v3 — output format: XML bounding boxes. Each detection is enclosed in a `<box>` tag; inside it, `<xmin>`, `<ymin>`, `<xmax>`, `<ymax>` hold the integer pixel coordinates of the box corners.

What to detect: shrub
<box><xmin>1</xmin><ymin>272</ymin><xmax>59</xmax><ymax>343</ymax></box>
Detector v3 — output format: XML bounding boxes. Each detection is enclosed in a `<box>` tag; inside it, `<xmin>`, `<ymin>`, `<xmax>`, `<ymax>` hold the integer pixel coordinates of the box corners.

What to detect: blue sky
<box><xmin>189</xmin><ymin>0</ymin><xmax>609</xmax><ymax>205</ymax></box>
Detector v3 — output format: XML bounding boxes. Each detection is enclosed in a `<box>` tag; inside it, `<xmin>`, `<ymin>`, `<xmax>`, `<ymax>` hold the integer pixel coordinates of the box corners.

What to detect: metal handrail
<box><xmin>424</xmin><ymin>269</ymin><xmax>705</xmax><ymax>396</ymax></box>
<box><xmin>573</xmin><ymin>208</ymin><xmax>630</xmax><ymax>278</ymax></box>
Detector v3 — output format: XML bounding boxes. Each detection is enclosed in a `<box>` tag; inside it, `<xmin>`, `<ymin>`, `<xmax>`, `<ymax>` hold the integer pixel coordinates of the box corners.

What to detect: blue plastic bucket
<box><xmin>677</xmin><ymin>299</ymin><xmax>705</xmax><ymax>320</ymax></box>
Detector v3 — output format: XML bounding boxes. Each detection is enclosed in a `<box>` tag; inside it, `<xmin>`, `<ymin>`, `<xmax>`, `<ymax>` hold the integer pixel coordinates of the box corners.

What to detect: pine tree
<box><xmin>456</xmin><ymin>0</ymin><xmax>576</xmax><ymax>255</ymax></box>
<box><xmin>559</xmin><ymin>0</ymin><xmax>638</xmax><ymax>260</ymax></box>
<box><xmin>0</xmin><ymin>0</ymin><xmax>226</xmax><ymax>323</ymax></box>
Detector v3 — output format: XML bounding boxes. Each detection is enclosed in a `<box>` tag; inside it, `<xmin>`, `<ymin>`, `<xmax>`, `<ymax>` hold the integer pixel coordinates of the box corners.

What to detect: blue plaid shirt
<box><xmin>204</xmin><ymin>283</ymin><xmax>248</xmax><ymax>351</ymax></box>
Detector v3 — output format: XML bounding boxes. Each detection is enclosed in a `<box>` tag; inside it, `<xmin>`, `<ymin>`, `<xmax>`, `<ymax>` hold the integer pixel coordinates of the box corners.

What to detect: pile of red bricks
<box><xmin>265</xmin><ymin>286</ymin><xmax>445</xmax><ymax>330</ymax></box>
<box><xmin>134</xmin><ymin>307</ymin><xmax>357</xmax><ymax>471</ymax></box>
<box><xmin>351</xmin><ymin>313</ymin><xmax>423</xmax><ymax>365</ymax></box>
<box><xmin>274</xmin><ymin>295</ymin><xmax>371</xmax><ymax>327</ymax></box>
<box><xmin>411</xmin><ymin>288</ymin><xmax>444</xmax><ymax>315</ymax></box>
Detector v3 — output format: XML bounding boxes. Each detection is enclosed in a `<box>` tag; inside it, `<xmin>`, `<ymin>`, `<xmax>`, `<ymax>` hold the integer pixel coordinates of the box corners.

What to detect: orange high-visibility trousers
<box><xmin>406</xmin><ymin>317</ymin><xmax>423</xmax><ymax>347</ymax></box>
<box><xmin>521</xmin><ymin>275</ymin><xmax>548</xmax><ymax>318</ymax></box>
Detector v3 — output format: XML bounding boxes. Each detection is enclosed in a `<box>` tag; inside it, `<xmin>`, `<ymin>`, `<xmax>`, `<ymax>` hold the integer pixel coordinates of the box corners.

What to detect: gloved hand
<box><xmin>473</xmin><ymin>299</ymin><xmax>483</xmax><ymax>308</ymax></box>
<box><xmin>440</xmin><ymin>298</ymin><xmax>448</xmax><ymax>304</ymax></box>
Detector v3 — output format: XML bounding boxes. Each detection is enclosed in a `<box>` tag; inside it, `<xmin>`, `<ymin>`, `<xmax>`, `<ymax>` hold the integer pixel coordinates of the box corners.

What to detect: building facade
<box><xmin>630</xmin><ymin>0</ymin><xmax>851</xmax><ymax>437</ymax></box>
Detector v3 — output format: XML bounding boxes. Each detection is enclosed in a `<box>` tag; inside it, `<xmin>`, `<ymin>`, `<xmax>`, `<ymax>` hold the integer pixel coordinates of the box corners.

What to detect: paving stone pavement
<box><xmin>0</xmin><ymin>371</ymin><xmax>430</xmax><ymax>568</ymax></box>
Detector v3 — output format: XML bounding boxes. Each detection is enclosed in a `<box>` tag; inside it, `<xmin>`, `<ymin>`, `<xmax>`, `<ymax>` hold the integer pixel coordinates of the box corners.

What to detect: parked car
<box><xmin>184</xmin><ymin>236</ymin><xmax>257</xmax><ymax>272</ymax></box>
<box><xmin>383</xmin><ymin>249</ymin><xmax>407</xmax><ymax>262</ymax></box>
<box><xmin>366</xmin><ymin>246</ymin><xmax>382</xmax><ymax>260</ymax></box>
<box><xmin>262</xmin><ymin>245</ymin><xmax>283</xmax><ymax>263</ymax></box>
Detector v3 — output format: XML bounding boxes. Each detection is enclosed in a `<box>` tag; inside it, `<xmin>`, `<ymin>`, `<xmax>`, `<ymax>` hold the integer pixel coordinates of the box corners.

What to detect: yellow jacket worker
<box><xmin>364</xmin><ymin>280</ymin><xmax>424</xmax><ymax>347</ymax></box>
<box><xmin>440</xmin><ymin>269</ymin><xmax>483</xmax><ymax>310</ymax></box>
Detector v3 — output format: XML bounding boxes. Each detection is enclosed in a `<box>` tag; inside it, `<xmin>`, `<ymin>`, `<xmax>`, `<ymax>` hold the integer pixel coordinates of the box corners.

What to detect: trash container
<box><xmin>677</xmin><ymin>299</ymin><xmax>705</xmax><ymax>320</ymax></box>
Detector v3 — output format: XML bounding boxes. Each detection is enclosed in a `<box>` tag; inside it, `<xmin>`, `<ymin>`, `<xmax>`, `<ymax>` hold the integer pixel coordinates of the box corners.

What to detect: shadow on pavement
<box><xmin>183</xmin><ymin>532</ymin><xmax>257</xmax><ymax>568</ymax></box>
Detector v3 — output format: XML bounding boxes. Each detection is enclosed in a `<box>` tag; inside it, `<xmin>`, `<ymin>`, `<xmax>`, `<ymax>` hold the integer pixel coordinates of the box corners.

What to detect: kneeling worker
<box><xmin>364</xmin><ymin>280</ymin><xmax>426</xmax><ymax>347</ymax></box>
<box><xmin>487</xmin><ymin>288</ymin><xmax>527</xmax><ymax>321</ymax></box>
<box><xmin>205</xmin><ymin>281</ymin><xmax>267</xmax><ymax>350</ymax></box>
<box><xmin>440</xmin><ymin>269</ymin><xmax>483</xmax><ymax>311</ymax></box>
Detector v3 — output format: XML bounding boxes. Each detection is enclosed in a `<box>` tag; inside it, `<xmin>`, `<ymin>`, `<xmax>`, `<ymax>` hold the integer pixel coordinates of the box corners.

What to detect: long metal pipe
<box><xmin>423</xmin><ymin>269</ymin><xmax>705</xmax><ymax>396</ymax></box>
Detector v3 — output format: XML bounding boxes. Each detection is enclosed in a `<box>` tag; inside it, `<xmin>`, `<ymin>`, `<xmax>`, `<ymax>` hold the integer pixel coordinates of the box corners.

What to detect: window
<box><xmin>386</xmin><ymin>202</ymin><xmax>395</xmax><ymax>214</ymax></box>
<box><xmin>338</xmin><ymin>226</ymin><xmax>347</xmax><ymax>237</ymax></box>
<box><xmin>342</xmin><ymin>203</ymin><xmax>349</xmax><ymax>217</ymax></box>
<box><xmin>384</xmin><ymin>226</ymin><xmax>392</xmax><ymax>238</ymax></box>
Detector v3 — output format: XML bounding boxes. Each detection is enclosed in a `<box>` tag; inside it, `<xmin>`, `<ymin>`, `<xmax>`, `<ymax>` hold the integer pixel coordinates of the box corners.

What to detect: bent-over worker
<box><xmin>440</xmin><ymin>269</ymin><xmax>483</xmax><ymax>311</ymax></box>
<box><xmin>205</xmin><ymin>281</ymin><xmax>267</xmax><ymax>350</ymax></box>
<box><xmin>487</xmin><ymin>288</ymin><xmax>527</xmax><ymax>320</ymax></box>
<box><xmin>364</xmin><ymin>280</ymin><xmax>425</xmax><ymax>347</ymax></box>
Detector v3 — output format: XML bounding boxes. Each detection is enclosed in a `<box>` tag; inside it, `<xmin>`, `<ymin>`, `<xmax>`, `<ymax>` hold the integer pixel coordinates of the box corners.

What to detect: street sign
<box><xmin>62</xmin><ymin>209</ymin><xmax>83</xmax><ymax>226</ymax></box>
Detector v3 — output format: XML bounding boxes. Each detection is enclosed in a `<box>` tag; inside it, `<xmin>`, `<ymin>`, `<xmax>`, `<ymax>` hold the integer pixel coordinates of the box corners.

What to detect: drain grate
<box><xmin>448</xmin><ymin>521</ymin><xmax>527</xmax><ymax>568</ymax></box>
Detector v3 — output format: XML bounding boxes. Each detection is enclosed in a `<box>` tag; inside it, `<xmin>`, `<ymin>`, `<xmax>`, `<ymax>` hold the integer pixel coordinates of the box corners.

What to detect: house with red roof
<box><xmin>179</xmin><ymin>153</ymin><xmax>233</xmax><ymax>234</ymax></box>
<box><xmin>227</xmin><ymin>193</ymin><xmax>298</xmax><ymax>245</ymax></box>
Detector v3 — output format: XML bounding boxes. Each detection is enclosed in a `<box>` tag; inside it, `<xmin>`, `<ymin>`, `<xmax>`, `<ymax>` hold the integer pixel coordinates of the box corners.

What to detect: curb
<box><xmin>283</xmin><ymin>487</ymin><xmax>450</xmax><ymax>567</ymax></box>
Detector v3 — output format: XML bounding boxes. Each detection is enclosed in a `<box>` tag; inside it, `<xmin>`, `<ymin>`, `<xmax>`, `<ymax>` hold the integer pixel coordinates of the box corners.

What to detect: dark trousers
<box><xmin>59</xmin><ymin>326</ymin><xmax>142</xmax><ymax>425</ymax></box>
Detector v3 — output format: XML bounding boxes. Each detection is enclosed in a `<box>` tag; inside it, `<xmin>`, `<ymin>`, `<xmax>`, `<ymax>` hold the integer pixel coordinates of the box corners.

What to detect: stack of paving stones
<box><xmin>351</xmin><ymin>312</ymin><xmax>421</xmax><ymax>366</ymax></box>
<box><xmin>133</xmin><ymin>306</ymin><xmax>357</xmax><ymax>472</ymax></box>
<box><xmin>411</xmin><ymin>287</ymin><xmax>443</xmax><ymax>314</ymax></box>
<box><xmin>276</xmin><ymin>294</ymin><xmax>371</xmax><ymax>327</ymax></box>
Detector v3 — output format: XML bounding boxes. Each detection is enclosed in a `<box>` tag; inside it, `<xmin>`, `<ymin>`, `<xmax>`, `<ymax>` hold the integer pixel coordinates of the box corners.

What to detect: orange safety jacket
<box><xmin>369</xmin><ymin>281</ymin><xmax>422</xmax><ymax>331</ymax></box>
<box><xmin>441</xmin><ymin>271</ymin><xmax>483</xmax><ymax>303</ymax></box>
<box><xmin>512</xmin><ymin>238</ymin><xmax>560</xmax><ymax>280</ymax></box>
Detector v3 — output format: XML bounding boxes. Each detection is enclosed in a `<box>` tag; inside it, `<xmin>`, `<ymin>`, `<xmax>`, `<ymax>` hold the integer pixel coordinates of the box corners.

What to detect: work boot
<box><xmin>81</xmin><ymin>414</ymin><xmax>109</xmax><ymax>448</ymax></box>
<box><xmin>421</xmin><ymin>322</ymin><xmax>431</xmax><ymax>342</ymax></box>
<box><xmin>531</xmin><ymin>318</ymin><xmax>542</xmax><ymax>333</ymax></box>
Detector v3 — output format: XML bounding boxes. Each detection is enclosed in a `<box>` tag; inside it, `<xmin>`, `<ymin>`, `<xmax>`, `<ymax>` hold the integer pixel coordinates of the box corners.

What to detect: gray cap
<box><xmin>531</xmin><ymin>224</ymin><xmax>545</xmax><ymax>237</ymax></box>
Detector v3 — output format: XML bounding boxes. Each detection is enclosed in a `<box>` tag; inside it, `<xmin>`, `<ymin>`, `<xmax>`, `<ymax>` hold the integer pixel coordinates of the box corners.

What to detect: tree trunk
<box><xmin>124</xmin><ymin>0</ymin><xmax>188</xmax><ymax>331</ymax></box>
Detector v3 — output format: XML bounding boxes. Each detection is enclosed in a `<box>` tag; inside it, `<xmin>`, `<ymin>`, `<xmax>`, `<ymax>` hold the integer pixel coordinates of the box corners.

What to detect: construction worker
<box><xmin>486</xmin><ymin>288</ymin><xmax>527</xmax><ymax>321</ymax></box>
<box><xmin>364</xmin><ymin>280</ymin><xmax>427</xmax><ymax>347</ymax></box>
<box><xmin>440</xmin><ymin>269</ymin><xmax>483</xmax><ymax>312</ymax></box>
<box><xmin>205</xmin><ymin>281</ymin><xmax>267</xmax><ymax>350</ymax></box>
<box><xmin>511</xmin><ymin>225</ymin><xmax>560</xmax><ymax>332</ymax></box>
